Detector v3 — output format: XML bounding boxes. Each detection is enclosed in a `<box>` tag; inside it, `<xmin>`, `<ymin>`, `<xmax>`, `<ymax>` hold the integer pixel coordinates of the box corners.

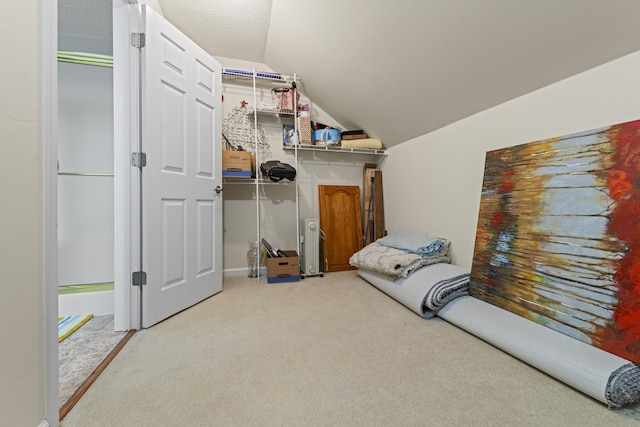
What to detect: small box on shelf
<box><xmin>341</xmin><ymin>131</ymin><xmax>367</xmax><ymax>140</ymax></box>
<box><xmin>222</xmin><ymin>150</ymin><xmax>252</xmax><ymax>177</ymax></box>
<box><xmin>314</xmin><ymin>128</ymin><xmax>340</xmax><ymax>146</ymax></box>
<box><xmin>283</xmin><ymin>125</ymin><xmax>299</xmax><ymax>146</ymax></box>
<box><xmin>266</xmin><ymin>250</ymin><xmax>300</xmax><ymax>283</ymax></box>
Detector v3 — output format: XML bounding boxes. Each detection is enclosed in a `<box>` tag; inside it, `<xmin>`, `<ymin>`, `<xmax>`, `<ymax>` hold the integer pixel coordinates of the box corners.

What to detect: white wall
<box><xmin>0</xmin><ymin>1</ymin><xmax>47</xmax><ymax>426</ymax></box>
<box><xmin>58</xmin><ymin>32</ymin><xmax>112</xmax><ymax>55</ymax></box>
<box><xmin>216</xmin><ymin>57</ymin><xmax>384</xmax><ymax>272</ymax></box>
<box><xmin>57</xmin><ymin>61</ymin><xmax>114</xmax><ymax>286</ymax></box>
<box><xmin>384</xmin><ymin>50</ymin><xmax>640</xmax><ymax>269</ymax></box>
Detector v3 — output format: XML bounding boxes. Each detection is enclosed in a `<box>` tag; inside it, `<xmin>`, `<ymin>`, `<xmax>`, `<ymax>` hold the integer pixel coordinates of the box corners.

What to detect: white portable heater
<box><xmin>300</xmin><ymin>218</ymin><xmax>322</xmax><ymax>277</ymax></box>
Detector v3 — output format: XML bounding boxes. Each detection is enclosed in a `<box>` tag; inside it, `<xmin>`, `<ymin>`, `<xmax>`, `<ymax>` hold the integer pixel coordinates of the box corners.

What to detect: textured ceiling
<box><xmin>158</xmin><ymin>0</ymin><xmax>273</xmax><ymax>63</ymax></box>
<box><xmin>58</xmin><ymin>0</ymin><xmax>112</xmax><ymax>41</ymax></box>
<box><xmin>59</xmin><ymin>0</ymin><xmax>640</xmax><ymax>148</ymax></box>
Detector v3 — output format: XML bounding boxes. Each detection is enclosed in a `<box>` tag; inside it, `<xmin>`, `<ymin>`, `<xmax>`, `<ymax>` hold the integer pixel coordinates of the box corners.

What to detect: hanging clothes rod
<box><xmin>57</xmin><ymin>50</ymin><xmax>113</xmax><ymax>68</ymax></box>
<box><xmin>58</xmin><ymin>172</ymin><xmax>114</xmax><ymax>177</ymax></box>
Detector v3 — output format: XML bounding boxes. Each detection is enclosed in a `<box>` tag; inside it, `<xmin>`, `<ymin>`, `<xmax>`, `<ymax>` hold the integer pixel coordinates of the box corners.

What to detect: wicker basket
<box><xmin>298</xmin><ymin>116</ymin><xmax>312</xmax><ymax>145</ymax></box>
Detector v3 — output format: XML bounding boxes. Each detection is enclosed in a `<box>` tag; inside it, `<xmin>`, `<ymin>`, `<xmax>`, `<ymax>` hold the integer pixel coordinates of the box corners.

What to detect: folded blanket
<box><xmin>358</xmin><ymin>263</ymin><xmax>470</xmax><ymax>318</ymax></box>
<box><xmin>377</xmin><ymin>231</ymin><xmax>448</xmax><ymax>257</ymax></box>
<box><xmin>349</xmin><ymin>243</ymin><xmax>422</xmax><ymax>279</ymax></box>
<box><xmin>423</xmin><ymin>272</ymin><xmax>469</xmax><ymax>316</ymax></box>
<box><xmin>349</xmin><ymin>242</ymin><xmax>452</xmax><ymax>279</ymax></box>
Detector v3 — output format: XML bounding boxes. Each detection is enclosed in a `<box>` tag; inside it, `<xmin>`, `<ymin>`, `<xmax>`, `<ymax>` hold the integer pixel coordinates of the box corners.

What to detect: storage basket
<box><xmin>298</xmin><ymin>116</ymin><xmax>312</xmax><ymax>145</ymax></box>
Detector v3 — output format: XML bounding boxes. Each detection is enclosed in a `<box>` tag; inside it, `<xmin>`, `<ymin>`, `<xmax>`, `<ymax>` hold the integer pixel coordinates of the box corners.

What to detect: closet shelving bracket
<box><xmin>284</xmin><ymin>145</ymin><xmax>388</xmax><ymax>156</ymax></box>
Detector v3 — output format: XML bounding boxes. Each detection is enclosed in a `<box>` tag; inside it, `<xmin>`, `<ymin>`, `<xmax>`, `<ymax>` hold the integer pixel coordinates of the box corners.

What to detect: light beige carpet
<box><xmin>61</xmin><ymin>272</ymin><xmax>640</xmax><ymax>426</ymax></box>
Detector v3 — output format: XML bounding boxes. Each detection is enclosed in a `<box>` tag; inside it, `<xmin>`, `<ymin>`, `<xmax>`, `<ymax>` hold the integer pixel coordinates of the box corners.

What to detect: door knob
<box><xmin>215</xmin><ymin>186</ymin><xmax>223</xmax><ymax>194</ymax></box>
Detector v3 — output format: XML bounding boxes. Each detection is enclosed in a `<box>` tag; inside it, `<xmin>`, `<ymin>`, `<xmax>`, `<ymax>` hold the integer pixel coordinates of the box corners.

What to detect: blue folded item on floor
<box><xmin>376</xmin><ymin>231</ymin><xmax>447</xmax><ymax>257</ymax></box>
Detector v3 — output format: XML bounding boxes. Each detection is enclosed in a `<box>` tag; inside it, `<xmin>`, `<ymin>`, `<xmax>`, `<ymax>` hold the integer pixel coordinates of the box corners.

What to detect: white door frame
<box><xmin>113</xmin><ymin>0</ymin><xmax>140</xmax><ymax>331</ymax></box>
<box><xmin>43</xmin><ymin>0</ymin><xmax>59</xmax><ymax>425</ymax></box>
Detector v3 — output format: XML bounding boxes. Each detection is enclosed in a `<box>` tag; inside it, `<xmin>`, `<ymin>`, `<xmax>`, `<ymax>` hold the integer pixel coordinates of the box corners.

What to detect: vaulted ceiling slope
<box><xmin>264</xmin><ymin>0</ymin><xmax>640</xmax><ymax>147</ymax></box>
<box><xmin>61</xmin><ymin>1</ymin><xmax>640</xmax><ymax>148</ymax></box>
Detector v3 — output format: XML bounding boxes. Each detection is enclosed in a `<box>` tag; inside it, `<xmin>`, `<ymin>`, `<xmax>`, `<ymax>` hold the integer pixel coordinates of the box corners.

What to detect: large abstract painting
<box><xmin>470</xmin><ymin>119</ymin><xmax>640</xmax><ymax>364</ymax></box>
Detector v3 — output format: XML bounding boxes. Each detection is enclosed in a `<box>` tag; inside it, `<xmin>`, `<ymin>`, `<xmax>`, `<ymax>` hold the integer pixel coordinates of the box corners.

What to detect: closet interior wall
<box><xmin>57</xmin><ymin>32</ymin><xmax>114</xmax><ymax>315</ymax></box>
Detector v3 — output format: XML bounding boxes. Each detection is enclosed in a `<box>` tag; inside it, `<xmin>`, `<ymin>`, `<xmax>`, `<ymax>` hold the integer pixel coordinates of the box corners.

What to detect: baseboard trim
<box><xmin>224</xmin><ymin>267</ymin><xmax>266</xmax><ymax>277</ymax></box>
<box><xmin>58</xmin><ymin>290</ymin><xmax>114</xmax><ymax>317</ymax></box>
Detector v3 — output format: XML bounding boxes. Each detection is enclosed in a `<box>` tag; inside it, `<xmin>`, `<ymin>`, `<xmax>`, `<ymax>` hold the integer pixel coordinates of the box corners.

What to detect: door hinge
<box><xmin>131</xmin><ymin>32</ymin><xmax>146</xmax><ymax>48</ymax></box>
<box><xmin>132</xmin><ymin>271</ymin><xmax>147</xmax><ymax>287</ymax></box>
<box><xmin>132</xmin><ymin>152</ymin><xmax>147</xmax><ymax>168</ymax></box>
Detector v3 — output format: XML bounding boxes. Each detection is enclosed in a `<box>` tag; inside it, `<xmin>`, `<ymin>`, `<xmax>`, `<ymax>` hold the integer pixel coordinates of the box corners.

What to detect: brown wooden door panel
<box><xmin>363</xmin><ymin>167</ymin><xmax>385</xmax><ymax>245</ymax></box>
<box><xmin>318</xmin><ymin>185</ymin><xmax>363</xmax><ymax>272</ymax></box>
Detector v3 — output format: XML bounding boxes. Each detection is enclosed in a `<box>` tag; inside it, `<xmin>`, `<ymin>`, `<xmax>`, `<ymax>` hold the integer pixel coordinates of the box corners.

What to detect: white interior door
<box><xmin>139</xmin><ymin>5</ymin><xmax>223</xmax><ymax>327</ymax></box>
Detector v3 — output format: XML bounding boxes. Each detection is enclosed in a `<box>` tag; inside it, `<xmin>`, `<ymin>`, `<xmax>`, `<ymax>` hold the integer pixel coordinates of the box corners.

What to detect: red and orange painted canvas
<box><xmin>470</xmin><ymin>119</ymin><xmax>640</xmax><ymax>364</ymax></box>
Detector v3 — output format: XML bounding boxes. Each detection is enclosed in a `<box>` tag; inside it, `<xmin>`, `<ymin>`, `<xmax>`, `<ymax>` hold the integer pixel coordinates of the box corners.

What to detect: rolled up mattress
<box><xmin>340</xmin><ymin>138</ymin><xmax>383</xmax><ymax>149</ymax></box>
<box><xmin>358</xmin><ymin>263</ymin><xmax>470</xmax><ymax>318</ymax></box>
<box><xmin>438</xmin><ymin>296</ymin><xmax>640</xmax><ymax>408</ymax></box>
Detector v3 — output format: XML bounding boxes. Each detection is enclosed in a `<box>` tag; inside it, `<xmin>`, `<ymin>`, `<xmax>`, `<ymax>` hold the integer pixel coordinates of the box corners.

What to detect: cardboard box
<box><xmin>266</xmin><ymin>250</ymin><xmax>300</xmax><ymax>283</ymax></box>
<box><xmin>341</xmin><ymin>133</ymin><xmax>367</xmax><ymax>140</ymax></box>
<box><xmin>251</xmin><ymin>153</ymin><xmax>257</xmax><ymax>176</ymax></box>
<box><xmin>222</xmin><ymin>150</ymin><xmax>252</xmax><ymax>177</ymax></box>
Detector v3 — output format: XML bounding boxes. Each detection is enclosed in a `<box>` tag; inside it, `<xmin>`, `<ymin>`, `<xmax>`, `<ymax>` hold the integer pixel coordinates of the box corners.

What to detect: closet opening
<box><xmin>56</xmin><ymin>17</ymin><xmax>133</xmax><ymax>419</ymax></box>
